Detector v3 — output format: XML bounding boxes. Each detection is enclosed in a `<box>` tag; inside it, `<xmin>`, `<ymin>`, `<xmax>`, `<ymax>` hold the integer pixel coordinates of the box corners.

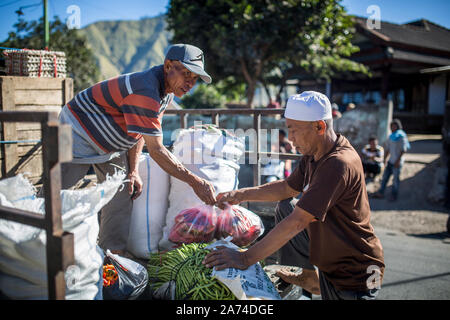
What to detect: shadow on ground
<box><xmin>407</xmin><ymin>231</ymin><xmax>450</xmax><ymax>240</ymax></box>
<box><xmin>368</xmin><ymin>158</ymin><xmax>447</xmax><ymax>214</ymax></box>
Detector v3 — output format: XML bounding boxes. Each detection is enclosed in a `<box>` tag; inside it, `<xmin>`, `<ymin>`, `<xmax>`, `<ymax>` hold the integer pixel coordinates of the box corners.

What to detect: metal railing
<box><xmin>0</xmin><ymin>111</ymin><xmax>74</xmax><ymax>300</ymax></box>
<box><xmin>165</xmin><ymin>108</ymin><xmax>302</xmax><ymax>186</ymax></box>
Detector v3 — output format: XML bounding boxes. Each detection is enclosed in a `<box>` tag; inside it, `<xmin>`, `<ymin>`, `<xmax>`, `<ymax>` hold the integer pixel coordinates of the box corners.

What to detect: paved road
<box><xmin>292</xmin><ymin>227</ymin><xmax>450</xmax><ymax>300</ymax></box>
<box><xmin>375</xmin><ymin>227</ymin><xmax>450</xmax><ymax>300</ymax></box>
<box><xmin>261</xmin><ymin>134</ymin><xmax>450</xmax><ymax>300</ymax></box>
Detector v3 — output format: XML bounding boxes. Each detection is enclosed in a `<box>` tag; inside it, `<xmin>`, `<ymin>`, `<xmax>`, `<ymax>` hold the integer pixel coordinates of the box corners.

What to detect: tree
<box><xmin>167</xmin><ymin>0</ymin><xmax>368</xmax><ymax>107</ymax></box>
<box><xmin>1</xmin><ymin>16</ymin><xmax>99</xmax><ymax>93</ymax></box>
<box><xmin>181</xmin><ymin>83</ymin><xmax>226</xmax><ymax>109</ymax></box>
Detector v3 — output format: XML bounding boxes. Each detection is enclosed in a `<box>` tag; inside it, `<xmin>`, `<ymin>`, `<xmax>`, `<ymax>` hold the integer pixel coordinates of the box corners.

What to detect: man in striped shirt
<box><xmin>59</xmin><ymin>44</ymin><xmax>216</xmax><ymax>255</ymax></box>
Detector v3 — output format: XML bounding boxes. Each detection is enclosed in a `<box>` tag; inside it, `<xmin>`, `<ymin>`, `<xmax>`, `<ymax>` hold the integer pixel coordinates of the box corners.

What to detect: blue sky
<box><xmin>0</xmin><ymin>0</ymin><xmax>449</xmax><ymax>43</ymax></box>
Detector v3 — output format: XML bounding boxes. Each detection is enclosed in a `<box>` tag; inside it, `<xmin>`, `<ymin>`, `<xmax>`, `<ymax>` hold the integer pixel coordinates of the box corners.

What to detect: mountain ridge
<box><xmin>77</xmin><ymin>14</ymin><xmax>172</xmax><ymax>80</ymax></box>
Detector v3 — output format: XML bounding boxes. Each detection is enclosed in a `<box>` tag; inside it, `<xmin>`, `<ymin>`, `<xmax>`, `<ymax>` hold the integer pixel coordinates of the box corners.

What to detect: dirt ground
<box><xmin>366</xmin><ymin>134</ymin><xmax>449</xmax><ymax>237</ymax></box>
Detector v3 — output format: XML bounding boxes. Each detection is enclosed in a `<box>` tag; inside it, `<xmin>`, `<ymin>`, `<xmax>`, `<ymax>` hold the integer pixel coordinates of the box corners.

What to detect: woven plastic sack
<box><xmin>206</xmin><ymin>238</ymin><xmax>280</xmax><ymax>300</ymax></box>
<box><xmin>0</xmin><ymin>172</ymin><xmax>125</xmax><ymax>300</ymax></box>
<box><xmin>127</xmin><ymin>153</ymin><xmax>170</xmax><ymax>258</ymax></box>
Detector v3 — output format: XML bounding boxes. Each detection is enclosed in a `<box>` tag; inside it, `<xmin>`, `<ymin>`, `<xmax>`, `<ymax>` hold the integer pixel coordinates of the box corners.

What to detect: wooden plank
<box><xmin>63</xmin><ymin>78</ymin><xmax>73</xmax><ymax>105</ymax></box>
<box><xmin>10</xmin><ymin>77</ymin><xmax>67</xmax><ymax>90</ymax></box>
<box><xmin>0</xmin><ymin>111</ymin><xmax>58</xmax><ymax>123</ymax></box>
<box><xmin>15</xmin><ymin>122</ymin><xmax>41</xmax><ymax>131</ymax></box>
<box><xmin>0</xmin><ymin>77</ymin><xmax>18</xmax><ymax>177</ymax></box>
<box><xmin>14</xmin><ymin>105</ymin><xmax>62</xmax><ymax>114</ymax></box>
<box><xmin>17</xmin><ymin>129</ymin><xmax>41</xmax><ymax>140</ymax></box>
<box><xmin>0</xmin><ymin>153</ymin><xmax>43</xmax><ymax>179</ymax></box>
<box><xmin>41</xmin><ymin>122</ymin><xmax>71</xmax><ymax>300</ymax></box>
<box><xmin>0</xmin><ymin>205</ymin><xmax>46</xmax><ymax>229</ymax></box>
<box><xmin>0</xmin><ymin>145</ymin><xmax>41</xmax><ymax>160</ymax></box>
<box><xmin>15</xmin><ymin>90</ymin><xmax>63</xmax><ymax>106</ymax></box>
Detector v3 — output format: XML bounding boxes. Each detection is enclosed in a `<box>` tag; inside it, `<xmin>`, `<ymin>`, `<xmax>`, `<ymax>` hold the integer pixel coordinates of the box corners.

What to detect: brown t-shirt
<box><xmin>286</xmin><ymin>134</ymin><xmax>385</xmax><ymax>291</ymax></box>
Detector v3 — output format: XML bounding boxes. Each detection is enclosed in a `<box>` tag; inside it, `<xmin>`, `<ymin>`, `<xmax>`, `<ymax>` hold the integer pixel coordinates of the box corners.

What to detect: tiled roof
<box><xmin>353</xmin><ymin>17</ymin><xmax>450</xmax><ymax>53</ymax></box>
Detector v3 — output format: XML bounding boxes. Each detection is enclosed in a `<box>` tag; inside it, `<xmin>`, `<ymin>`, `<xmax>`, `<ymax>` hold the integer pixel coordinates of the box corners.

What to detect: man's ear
<box><xmin>164</xmin><ymin>59</ymin><xmax>172</xmax><ymax>72</ymax></box>
<box><xmin>316</xmin><ymin>120</ymin><xmax>326</xmax><ymax>135</ymax></box>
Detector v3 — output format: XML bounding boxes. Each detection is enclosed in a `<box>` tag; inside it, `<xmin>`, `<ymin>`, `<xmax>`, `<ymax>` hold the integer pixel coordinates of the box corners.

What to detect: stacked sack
<box><xmin>126</xmin><ymin>153</ymin><xmax>170</xmax><ymax>259</ymax></box>
<box><xmin>159</xmin><ymin>125</ymin><xmax>245</xmax><ymax>250</ymax></box>
<box><xmin>0</xmin><ymin>172</ymin><xmax>125</xmax><ymax>300</ymax></box>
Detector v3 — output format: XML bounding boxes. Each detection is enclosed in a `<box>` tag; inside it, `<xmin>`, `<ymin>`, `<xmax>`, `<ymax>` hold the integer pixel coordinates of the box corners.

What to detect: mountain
<box><xmin>77</xmin><ymin>15</ymin><xmax>172</xmax><ymax>80</ymax></box>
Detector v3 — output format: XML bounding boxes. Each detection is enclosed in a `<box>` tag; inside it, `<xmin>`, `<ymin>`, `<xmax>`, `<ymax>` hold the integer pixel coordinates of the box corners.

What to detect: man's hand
<box><xmin>202</xmin><ymin>246</ymin><xmax>249</xmax><ymax>271</ymax></box>
<box><xmin>189</xmin><ymin>177</ymin><xmax>217</xmax><ymax>206</ymax></box>
<box><xmin>128</xmin><ymin>172</ymin><xmax>143</xmax><ymax>200</ymax></box>
<box><xmin>216</xmin><ymin>190</ymin><xmax>243</xmax><ymax>210</ymax></box>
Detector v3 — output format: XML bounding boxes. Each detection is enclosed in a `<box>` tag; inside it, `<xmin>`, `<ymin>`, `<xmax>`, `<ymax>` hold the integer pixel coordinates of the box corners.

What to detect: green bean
<box><xmin>147</xmin><ymin>242</ymin><xmax>236</xmax><ymax>300</ymax></box>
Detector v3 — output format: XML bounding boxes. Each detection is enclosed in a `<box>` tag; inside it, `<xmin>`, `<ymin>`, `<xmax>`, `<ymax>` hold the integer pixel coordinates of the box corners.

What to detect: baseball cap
<box><xmin>165</xmin><ymin>44</ymin><xmax>212</xmax><ymax>84</ymax></box>
<box><xmin>284</xmin><ymin>91</ymin><xmax>332</xmax><ymax>121</ymax></box>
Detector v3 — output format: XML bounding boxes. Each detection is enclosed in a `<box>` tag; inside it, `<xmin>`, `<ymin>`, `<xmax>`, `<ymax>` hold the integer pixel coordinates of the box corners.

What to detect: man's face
<box><xmin>390</xmin><ymin>123</ymin><xmax>399</xmax><ymax>132</ymax></box>
<box><xmin>369</xmin><ymin>139</ymin><xmax>378</xmax><ymax>149</ymax></box>
<box><xmin>164</xmin><ymin>60</ymin><xmax>199</xmax><ymax>97</ymax></box>
<box><xmin>286</xmin><ymin>118</ymin><xmax>319</xmax><ymax>156</ymax></box>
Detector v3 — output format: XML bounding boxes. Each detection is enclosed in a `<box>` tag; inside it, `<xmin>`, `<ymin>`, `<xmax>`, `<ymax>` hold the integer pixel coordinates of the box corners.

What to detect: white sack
<box><xmin>127</xmin><ymin>153</ymin><xmax>170</xmax><ymax>258</ymax></box>
<box><xmin>0</xmin><ymin>172</ymin><xmax>125</xmax><ymax>300</ymax></box>
<box><xmin>206</xmin><ymin>238</ymin><xmax>281</xmax><ymax>300</ymax></box>
<box><xmin>159</xmin><ymin>126</ymin><xmax>244</xmax><ymax>250</ymax></box>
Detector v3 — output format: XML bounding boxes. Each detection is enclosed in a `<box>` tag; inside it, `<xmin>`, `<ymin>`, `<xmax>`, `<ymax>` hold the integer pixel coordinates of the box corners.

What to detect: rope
<box><xmin>0</xmin><ymin>139</ymin><xmax>41</xmax><ymax>144</ymax></box>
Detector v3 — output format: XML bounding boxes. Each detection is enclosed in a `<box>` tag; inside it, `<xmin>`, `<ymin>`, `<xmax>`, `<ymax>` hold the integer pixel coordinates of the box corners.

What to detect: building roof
<box><xmin>391</xmin><ymin>49</ymin><xmax>450</xmax><ymax>66</ymax></box>
<box><xmin>353</xmin><ymin>17</ymin><xmax>450</xmax><ymax>53</ymax></box>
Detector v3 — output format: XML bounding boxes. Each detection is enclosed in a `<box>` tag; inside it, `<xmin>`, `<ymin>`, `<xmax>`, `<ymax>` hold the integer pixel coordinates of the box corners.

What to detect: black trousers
<box><xmin>275</xmin><ymin>198</ymin><xmax>379</xmax><ymax>300</ymax></box>
<box><xmin>362</xmin><ymin>162</ymin><xmax>382</xmax><ymax>176</ymax></box>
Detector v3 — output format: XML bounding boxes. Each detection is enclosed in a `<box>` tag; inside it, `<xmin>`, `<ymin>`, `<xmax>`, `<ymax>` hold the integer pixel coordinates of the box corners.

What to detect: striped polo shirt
<box><xmin>65</xmin><ymin>65</ymin><xmax>173</xmax><ymax>153</ymax></box>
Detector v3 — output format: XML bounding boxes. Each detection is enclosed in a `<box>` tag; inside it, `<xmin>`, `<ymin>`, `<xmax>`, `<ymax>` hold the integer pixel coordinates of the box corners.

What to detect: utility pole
<box><xmin>43</xmin><ymin>0</ymin><xmax>49</xmax><ymax>49</ymax></box>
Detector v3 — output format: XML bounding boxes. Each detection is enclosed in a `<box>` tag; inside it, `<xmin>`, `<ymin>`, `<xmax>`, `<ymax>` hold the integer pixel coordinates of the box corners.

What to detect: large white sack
<box><xmin>0</xmin><ymin>171</ymin><xmax>125</xmax><ymax>300</ymax></box>
<box><xmin>127</xmin><ymin>153</ymin><xmax>170</xmax><ymax>258</ymax></box>
<box><xmin>159</xmin><ymin>126</ymin><xmax>244</xmax><ymax>250</ymax></box>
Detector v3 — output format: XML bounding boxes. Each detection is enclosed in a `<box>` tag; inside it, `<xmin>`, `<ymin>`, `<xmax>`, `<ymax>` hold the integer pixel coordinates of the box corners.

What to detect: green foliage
<box><xmin>214</xmin><ymin>76</ymin><xmax>246</xmax><ymax>103</ymax></box>
<box><xmin>181</xmin><ymin>83</ymin><xmax>226</xmax><ymax>109</ymax></box>
<box><xmin>1</xmin><ymin>16</ymin><xmax>100</xmax><ymax>93</ymax></box>
<box><xmin>167</xmin><ymin>0</ymin><xmax>369</xmax><ymax>106</ymax></box>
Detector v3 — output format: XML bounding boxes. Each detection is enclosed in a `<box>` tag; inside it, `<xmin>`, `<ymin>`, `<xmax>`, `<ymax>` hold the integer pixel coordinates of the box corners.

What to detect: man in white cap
<box><xmin>203</xmin><ymin>91</ymin><xmax>385</xmax><ymax>300</ymax></box>
<box><xmin>58</xmin><ymin>44</ymin><xmax>216</xmax><ymax>255</ymax></box>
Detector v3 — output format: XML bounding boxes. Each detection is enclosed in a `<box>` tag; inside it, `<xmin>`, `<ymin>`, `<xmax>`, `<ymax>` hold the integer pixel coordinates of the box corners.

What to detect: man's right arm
<box><xmin>143</xmin><ymin>134</ymin><xmax>216</xmax><ymax>205</ymax></box>
<box><xmin>216</xmin><ymin>179</ymin><xmax>299</xmax><ymax>209</ymax></box>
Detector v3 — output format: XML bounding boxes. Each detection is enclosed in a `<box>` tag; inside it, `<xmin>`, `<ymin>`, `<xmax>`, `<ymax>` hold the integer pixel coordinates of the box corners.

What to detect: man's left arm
<box><xmin>127</xmin><ymin>137</ymin><xmax>145</xmax><ymax>200</ymax></box>
<box><xmin>394</xmin><ymin>137</ymin><xmax>409</xmax><ymax>168</ymax></box>
<box><xmin>203</xmin><ymin>206</ymin><xmax>316</xmax><ymax>270</ymax></box>
<box><xmin>393</xmin><ymin>150</ymin><xmax>405</xmax><ymax>168</ymax></box>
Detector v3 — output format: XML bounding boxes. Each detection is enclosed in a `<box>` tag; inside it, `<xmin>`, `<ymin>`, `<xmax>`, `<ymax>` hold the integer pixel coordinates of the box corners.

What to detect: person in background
<box><xmin>267</xmin><ymin>98</ymin><xmax>281</xmax><ymax>109</ymax></box>
<box><xmin>372</xmin><ymin>119</ymin><xmax>410</xmax><ymax>201</ymax></box>
<box><xmin>346</xmin><ymin>102</ymin><xmax>356</xmax><ymax>112</ymax></box>
<box><xmin>261</xmin><ymin>129</ymin><xmax>295</xmax><ymax>183</ymax></box>
<box><xmin>331</xmin><ymin>103</ymin><xmax>342</xmax><ymax>119</ymax></box>
<box><xmin>361</xmin><ymin>136</ymin><xmax>384</xmax><ymax>180</ymax></box>
<box><xmin>279</xmin><ymin>129</ymin><xmax>295</xmax><ymax>178</ymax></box>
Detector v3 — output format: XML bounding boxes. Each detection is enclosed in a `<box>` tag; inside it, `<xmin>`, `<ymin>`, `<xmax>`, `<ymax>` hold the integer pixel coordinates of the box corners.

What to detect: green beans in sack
<box><xmin>147</xmin><ymin>242</ymin><xmax>236</xmax><ymax>300</ymax></box>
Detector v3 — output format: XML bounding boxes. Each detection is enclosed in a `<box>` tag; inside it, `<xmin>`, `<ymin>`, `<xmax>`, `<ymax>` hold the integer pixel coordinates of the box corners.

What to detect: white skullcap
<box><xmin>284</xmin><ymin>91</ymin><xmax>332</xmax><ymax>121</ymax></box>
